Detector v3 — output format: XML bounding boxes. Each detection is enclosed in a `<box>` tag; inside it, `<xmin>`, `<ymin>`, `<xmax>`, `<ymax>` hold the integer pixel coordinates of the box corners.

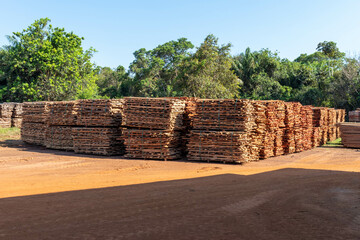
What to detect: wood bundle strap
<box><xmin>75</xmin><ymin>99</ymin><xmax>123</xmax><ymax>127</ymax></box>
<box><xmin>122</xmin><ymin>97</ymin><xmax>186</xmax><ymax>130</ymax></box>
<box><xmin>72</xmin><ymin>127</ymin><xmax>124</xmax><ymax>155</ymax></box>
<box><xmin>339</xmin><ymin>123</ymin><xmax>360</xmax><ymax>148</ymax></box>
<box><xmin>45</xmin><ymin>126</ymin><xmax>73</xmax><ymax>150</ymax></box>
<box><xmin>122</xmin><ymin>128</ymin><xmax>182</xmax><ymax>160</ymax></box>
<box><xmin>187</xmin><ymin>130</ymin><xmax>254</xmax><ymax>163</ymax></box>
<box><xmin>48</xmin><ymin>101</ymin><xmax>77</xmax><ymax>126</ymax></box>
<box><xmin>21</xmin><ymin>122</ymin><xmax>46</xmax><ymax>146</ymax></box>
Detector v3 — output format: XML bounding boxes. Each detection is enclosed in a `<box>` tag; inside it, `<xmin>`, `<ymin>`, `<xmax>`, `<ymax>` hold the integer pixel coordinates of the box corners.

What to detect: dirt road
<box><xmin>0</xmin><ymin>139</ymin><xmax>360</xmax><ymax>239</ymax></box>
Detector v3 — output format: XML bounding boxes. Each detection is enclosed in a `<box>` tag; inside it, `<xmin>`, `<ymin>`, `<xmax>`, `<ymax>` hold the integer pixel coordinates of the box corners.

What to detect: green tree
<box><xmin>177</xmin><ymin>34</ymin><xmax>240</xmax><ymax>98</ymax></box>
<box><xmin>0</xmin><ymin>18</ymin><xmax>98</xmax><ymax>102</ymax></box>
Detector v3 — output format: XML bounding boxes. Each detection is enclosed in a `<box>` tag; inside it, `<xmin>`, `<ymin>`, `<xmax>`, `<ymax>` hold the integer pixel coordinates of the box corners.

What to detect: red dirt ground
<box><xmin>0</xmin><ymin>139</ymin><xmax>359</xmax><ymax>239</ymax></box>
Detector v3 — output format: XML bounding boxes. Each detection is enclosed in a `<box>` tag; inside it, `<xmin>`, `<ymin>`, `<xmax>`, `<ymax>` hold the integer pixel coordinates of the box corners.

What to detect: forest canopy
<box><xmin>1</xmin><ymin>18</ymin><xmax>360</xmax><ymax>112</ymax></box>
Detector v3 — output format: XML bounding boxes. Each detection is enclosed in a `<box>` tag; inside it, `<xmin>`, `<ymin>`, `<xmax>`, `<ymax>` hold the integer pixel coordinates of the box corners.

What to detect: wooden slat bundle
<box><xmin>192</xmin><ymin>99</ymin><xmax>255</xmax><ymax>131</ymax></box>
<box><xmin>48</xmin><ymin>101</ymin><xmax>77</xmax><ymax>126</ymax></box>
<box><xmin>252</xmin><ymin>101</ymin><xmax>267</xmax><ymax>159</ymax></box>
<box><xmin>76</xmin><ymin>99</ymin><xmax>123</xmax><ymax>127</ymax></box>
<box><xmin>21</xmin><ymin>122</ymin><xmax>46</xmax><ymax>145</ymax></box>
<box><xmin>122</xmin><ymin>128</ymin><xmax>182</xmax><ymax>160</ymax></box>
<box><xmin>72</xmin><ymin>127</ymin><xmax>124</xmax><ymax>155</ymax></box>
<box><xmin>11</xmin><ymin>103</ymin><xmax>23</xmax><ymax>128</ymax></box>
<box><xmin>0</xmin><ymin>103</ymin><xmax>16</xmax><ymax>118</ymax></box>
<box><xmin>187</xmin><ymin>130</ymin><xmax>253</xmax><ymax>163</ymax></box>
<box><xmin>45</xmin><ymin>126</ymin><xmax>73</xmax><ymax>150</ymax></box>
<box><xmin>0</xmin><ymin>118</ymin><xmax>11</xmax><ymax>128</ymax></box>
<box><xmin>292</xmin><ymin>102</ymin><xmax>304</xmax><ymax>152</ymax></box>
<box><xmin>312</xmin><ymin>127</ymin><xmax>321</xmax><ymax>147</ymax></box>
<box><xmin>349</xmin><ymin>109</ymin><xmax>360</xmax><ymax>122</ymax></box>
<box><xmin>11</xmin><ymin>118</ymin><xmax>22</xmax><ymax>128</ymax></box>
<box><xmin>301</xmin><ymin>106</ymin><xmax>313</xmax><ymax>150</ymax></box>
<box><xmin>283</xmin><ymin>102</ymin><xmax>295</xmax><ymax>154</ymax></box>
<box><xmin>180</xmin><ymin>97</ymin><xmax>197</xmax><ymax>156</ymax></box>
<box><xmin>122</xmin><ymin>97</ymin><xmax>185</xmax><ymax>130</ymax></box>
<box><xmin>22</xmin><ymin>102</ymin><xmax>51</xmax><ymax>123</ymax></box>
<box><xmin>339</xmin><ymin>123</ymin><xmax>360</xmax><ymax>148</ymax></box>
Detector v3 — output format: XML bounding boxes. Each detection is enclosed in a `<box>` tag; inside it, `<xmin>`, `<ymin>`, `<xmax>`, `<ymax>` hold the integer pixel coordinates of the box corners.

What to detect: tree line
<box><xmin>1</xmin><ymin>18</ymin><xmax>359</xmax><ymax>112</ymax></box>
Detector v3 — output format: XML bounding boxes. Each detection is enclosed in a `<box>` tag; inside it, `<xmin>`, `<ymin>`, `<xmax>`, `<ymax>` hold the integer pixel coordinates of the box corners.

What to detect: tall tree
<box><xmin>0</xmin><ymin>18</ymin><xmax>98</xmax><ymax>102</ymax></box>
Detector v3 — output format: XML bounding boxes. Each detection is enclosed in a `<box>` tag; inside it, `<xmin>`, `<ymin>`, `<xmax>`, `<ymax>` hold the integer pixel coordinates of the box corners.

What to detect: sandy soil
<box><xmin>0</xmin><ymin>139</ymin><xmax>360</xmax><ymax>239</ymax></box>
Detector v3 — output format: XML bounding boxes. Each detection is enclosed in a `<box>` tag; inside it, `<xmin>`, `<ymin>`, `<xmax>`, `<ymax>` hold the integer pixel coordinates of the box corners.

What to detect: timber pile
<box><xmin>349</xmin><ymin>109</ymin><xmax>360</xmax><ymax>122</ymax></box>
<box><xmin>11</xmin><ymin>103</ymin><xmax>23</xmax><ymax>128</ymax></box>
<box><xmin>21</xmin><ymin>122</ymin><xmax>46</xmax><ymax>145</ymax></box>
<box><xmin>76</xmin><ymin>99</ymin><xmax>123</xmax><ymax>127</ymax></box>
<box><xmin>179</xmin><ymin>97</ymin><xmax>197</xmax><ymax>156</ymax></box>
<box><xmin>122</xmin><ymin>97</ymin><xmax>186</xmax><ymax>160</ymax></box>
<box><xmin>301</xmin><ymin>105</ymin><xmax>313</xmax><ymax>150</ymax></box>
<box><xmin>45</xmin><ymin>126</ymin><xmax>73</xmax><ymax>150</ymax></box>
<box><xmin>122</xmin><ymin>97</ymin><xmax>185</xmax><ymax>130</ymax></box>
<box><xmin>339</xmin><ymin>123</ymin><xmax>360</xmax><ymax>148</ymax></box>
<box><xmin>283</xmin><ymin>102</ymin><xmax>295</xmax><ymax>154</ymax></box>
<box><xmin>0</xmin><ymin>103</ymin><xmax>15</xmax><ymax>128</ymax></box>
<box><xmin>48</xmin><ymin>101</ymin><xmax>77</xmax><ymax>126</ymax></box>
<box><xmin>122</xmin><ymin>129</ymin><xmax>182</xmax><ymax>160</ymax></box>
<box><xmin>253</xmin><ymin>101</ymin><xmax>267</xmax><ymax>158</ymax></box>
<box><xmin>187</xmin><ymin>130</ymin><xmax>253</xmax><ymax>163</ymax></box>
<box><xmin>21</xmin><ymin>102</ymin><xmax>51</xmax><ymax>145</ymax></box>
<box><xmin>327</xmin><ymin>108</ymin><xmax>337</xmax><ymax>142</ymax></box>
<box><xmin>73</xmin><ymin>127</ymin><xmax>124</xmax><ymax>155</ymax></box>
<box><xmin>312</xmin><ymin>127</ymin><xmax>321</xmax><ymax>147</ymax></box>
<box><xmin>188</xmin><ymin>99</ymin><xmax>258</xmax><ymax>163</ymax></box>
<box><xmin>312</xmin><ymin>107</ymin><xmax>329</xmax><ymax>145</ymax></box>
<box><xmin>292</xmin><ymin>102</ymin><xmax>304</xmax><ymax>152</ymax></box>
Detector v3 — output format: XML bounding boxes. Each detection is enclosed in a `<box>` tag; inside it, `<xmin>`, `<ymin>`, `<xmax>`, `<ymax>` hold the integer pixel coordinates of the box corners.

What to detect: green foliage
<box><xmin>0</xmin><ymin>18</ymin><xmax>98</xmax><ymax>102</ymax></box>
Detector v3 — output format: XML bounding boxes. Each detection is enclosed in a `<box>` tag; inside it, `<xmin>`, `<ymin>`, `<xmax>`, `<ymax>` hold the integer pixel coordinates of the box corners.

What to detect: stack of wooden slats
<box><xmin>179</xmin><ymin>97</ymin><xmax>197</xmax><ymax>156</ymax></box>
<box><xmin>283</xmin><ymin>102</ymin><xmax>296</xmax><ymax>154</ymax></box>
<box><xmin>73</xmin><ymin>99</ymin><xmax>124</xmax><ymax>155</ymax></box>
<box><xmin>301</xmin><ymin>105</ymin><xmax>313</xmax><ymax>150</ymax></box>
<box><xmin>75</xmin><ymin>99</ymin><xmax>123</xmax><ymax>127</ymax></box>
<box><xmin>252</xmin><ymin>101</ymin><xmax>267</xmax><ymax>158</ymax></box>
<box><xmin>187</xmin><ymin>99</ymin><xmax>258</xmax><ymax>163</ymax></box>
<box><xmin>273</xmin><ymin>101</ymin><xmax>286</xmax><ymax>156</ymax></box>
<box><xmin>335</xmin><ymin>109</ymin><xmax>346</xmax><ymax>138</ymax></box>
<box><xmin>0</xmin><ymin>103</ymin><xmax>15</xmax><ymax>128</ymax></box>
<box><xmin>293</xmin><ymin>102</ymin><xmax>304</xmax><ymax>152</ymax></box>
<box><xmin>122</xmin><ymin>97</ymin><xmax>186</xmax><ymax>160</ymax></box>
<box><xmin>349</xmin><ymin>109</ymin><xmax>360</xmax><ymax>122</ymax></box>
<box><xmin>312</xmin><ymin>107</ymin><xmax>328</xmax><ymax>145</ymax></box>
<box><xmin>339</xmin><ymin>123</ymin><xmax>360</xmax><ymax>148</ymax></box>
<box><xmin>21</xmin><ymin>102</ymin><xmax>51</xmax><ymax>145</ymax></box>
<box><xmin>45</xmin><ymin>101</ymin><xmax>77</xmax><ymax>151</ymax></box>
<box><xmin>327</xmin><ymin>108</ymin><xmax>337</xmax><ymax>141</ymax></box>
<box><xmin>11</xmin><ymin>103</ymin><xmax>23</xmax><ymax>128</ymax></box>
<box><xmin>73</xmin><ymin>127</ymin><xmax>124</xmax><ymax>155</ymax></box>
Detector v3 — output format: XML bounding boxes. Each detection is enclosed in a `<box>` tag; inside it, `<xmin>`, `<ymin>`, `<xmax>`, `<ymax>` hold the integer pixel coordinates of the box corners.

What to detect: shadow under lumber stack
<box><xmin>45</xmin><ymin>101</ymin><xmax>77</xmax><ymax>151</ymax></box>
<box><xmin>122</xmin><ymin>97</ymin><xmax>186</xmax><ymax>160</ymax></box>
<box><xmin>72</xmin><ymin>99</ymin><xmax>124</xmax><ymax>155</ymax></box>
<box><xmin>21</xmin><ymin>102</ymin><xmax>51</xmax><ymax>146</ymax></box>
<box><xmin>187</xmin><ymin>99</ymin><xmax>257</xmax><ymax>163</ymax></box>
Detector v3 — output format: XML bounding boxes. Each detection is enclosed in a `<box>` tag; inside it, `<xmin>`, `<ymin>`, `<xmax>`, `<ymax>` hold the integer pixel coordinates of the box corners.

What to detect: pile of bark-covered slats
<box><xmin>73</xmin><ymin>127</ymin><xmax>124</xmax><ymax>155</ymax></box>
<box><xmin>21</xmin><ymin>102</ymin><xmax>51</xmax><ymax>145</ymax></box>
<box><xmin>11</xmin><ymin>103</ymin><xmax>23</xmax><ymax>128</ymax></box>
<box><xmin>44</xmin><ymin>101</ymin><xmax>77</xmax><ymax>151</ymax></box>
<box><xmin>73</xmin><ymin>99</ymin><xmax>124</xmax><ymax>155</ymax></box>
<box><xmin>75</xmin><ymin>99</ymin><xmax>124</xmax><ymax>127</ymax></box>
<box><xmin>0</xmin><ymin>103</ymin><xmax>15</xmax><ymax>128</ymax></box>
<box><xmin>187</xmin><ymin>99</ymin><xmax>258</xmax><ymax>163</ymax></box>
<box><xmin>283</xmin><ymin>102</ymin><xmax>296</xmax><ymax>154</ymax></box>
<box><xmin>122</xmin><ymin>97</ymin><xmax>186</xmax><ymax>160</ymax></box>
<box><xmin>45</xmin><ymin>126</ymin><xmax>74</xmax><ymax>151</ymax></box>
<box><xmin>338</xmin><ymin>123</ymin><xmax>360</xmax><ymax>148</ymax></box>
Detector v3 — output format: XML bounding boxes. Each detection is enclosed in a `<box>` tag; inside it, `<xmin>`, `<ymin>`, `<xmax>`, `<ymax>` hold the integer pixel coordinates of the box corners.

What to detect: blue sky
<box><xmin>0</xmin><ymin>0</ymin><xmax>359</xmax><ymax>68</ymax></box>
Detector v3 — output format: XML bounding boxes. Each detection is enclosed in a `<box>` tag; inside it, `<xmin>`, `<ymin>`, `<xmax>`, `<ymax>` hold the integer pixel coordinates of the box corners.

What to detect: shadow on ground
<box><xmin>0</xmin><ymin>168</ymin><xmax>359</xmax><ymax>240</ymax></box>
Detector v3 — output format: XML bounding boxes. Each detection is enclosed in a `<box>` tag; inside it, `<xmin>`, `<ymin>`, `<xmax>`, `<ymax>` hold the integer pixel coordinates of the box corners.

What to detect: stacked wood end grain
<box><xmin>76</xmin><ymin>99</ymin><xmax>124</xmax><ymax>127</ymax></box>
<box><xmin>21</xmin><ymin>102</ymin><xmax>51</xmax><ymax>145</ymax></box>
<box><xmin>122</xmin><ymin>97</ymin><xmax>185</xmax><ymax>130</ymax></box>
<box><xmin>48</xmin><ymin>101</ymin><xmax>77</xmax><ymax>126</ymax></box>
<box><xmin>122</xmin><ymin>129</ymin><xmax>182</xmax><ymax>160</ymax></box>
<box><xmin>0</xmin><ymin>103</ymin><xmax>15</xmax><ymax>128</ymax></box>
<box><xmin>122</xmin><ymin>97</ymin><xmax>186</xmax><ymax>160</ymax></box>
<box><xmin>301</xmin><ymin>105</ymin><xmax>313</xmax><ymax>150</ymax></box>
<box><xmin>73</xmin><ymin>99</ymin><xmax>125</xmax><ymax>155</ymax></box>
<box><xmin>45</xmin><ymin>126</ymin><xmax>73</xmax><ymax>150</ymax></box>
<box><xmin>188</xmin><ymin>99</ymin><xmax>258</xmax><ymax>163</ymax></box>
<box><xmin>11</xmin><ymin>103</ymin><xmax>23</xmax><ymax>128</ymax></box>
<box><xmin>339</xmin><ymin>123</ymin><xmax>360</xmax><ymax>148</ymax></box>
<box><xmin>73</xmin><ymin>127</ymin><xmax>124</xmax><ymax>155</ymax></box>
<box><xmin>283</xmin><ymin>102</ymin><xmax>296</xmax><ymax>154</ymax></box>
<box><xmin>187</xmin><ymin>130</ymin><xmax>254</xmax><ymax>163</ymax></box>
